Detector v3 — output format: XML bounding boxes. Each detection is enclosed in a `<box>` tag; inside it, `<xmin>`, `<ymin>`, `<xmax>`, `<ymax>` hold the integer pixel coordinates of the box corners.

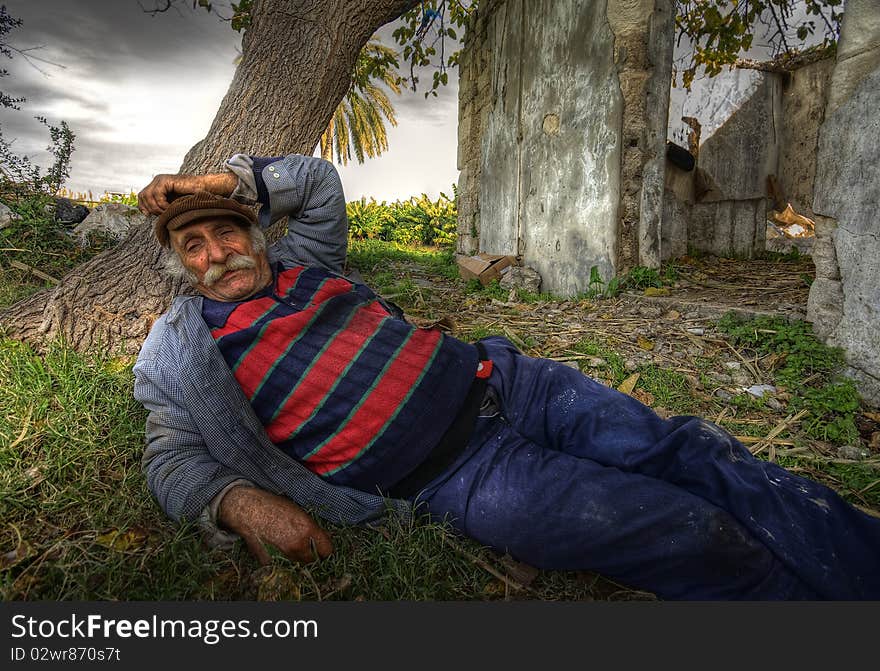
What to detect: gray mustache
<box><xmin>202</xmin><ymin>254</ymin><xmax>257</xmax><ymax>286</ymax></box>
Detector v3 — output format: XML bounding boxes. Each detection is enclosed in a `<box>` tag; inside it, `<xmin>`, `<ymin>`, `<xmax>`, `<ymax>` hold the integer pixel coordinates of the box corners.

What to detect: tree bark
<box><xmin>0</xmin><ymin>0</ymin><xmax>420</xmax><ymax>353</ymax></box>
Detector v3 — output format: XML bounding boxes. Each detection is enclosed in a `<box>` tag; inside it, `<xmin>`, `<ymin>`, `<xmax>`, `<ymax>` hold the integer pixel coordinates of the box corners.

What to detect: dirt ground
<box><xmin>635</xmin><ymin>254</ymin><xmax>815</xmax><ymax>322</ymax></box>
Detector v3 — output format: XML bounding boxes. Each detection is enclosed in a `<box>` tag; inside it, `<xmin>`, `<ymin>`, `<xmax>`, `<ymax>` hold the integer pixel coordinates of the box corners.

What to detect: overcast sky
<box><xmin>1</xmin><ymin>1</ymin><xmax>836</xmax><ymax>203</ymax></box>
<box><xmin>0</xmin><ymin>0</ymin><xmax>460</xmax><ymax>202</ymax></box>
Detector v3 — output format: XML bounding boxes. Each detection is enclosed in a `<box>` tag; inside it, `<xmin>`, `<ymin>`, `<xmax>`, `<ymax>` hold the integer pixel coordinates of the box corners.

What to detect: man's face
<box><xmin>170</xmin><ymin>217</ymin><xmax>272</xmax><ymax>302</ymax></box>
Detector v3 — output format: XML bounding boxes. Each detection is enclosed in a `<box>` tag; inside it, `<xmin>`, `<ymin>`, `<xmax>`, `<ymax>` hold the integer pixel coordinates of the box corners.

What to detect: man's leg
<box><xmin>476</xmin><ymin>336</ymin><xmax>880</xmax><ymax>599</ymax></box>
<box><xmin>417</xmin><ymin>417</ymin><xmax>817</xmax><ymax>600</ymax></box>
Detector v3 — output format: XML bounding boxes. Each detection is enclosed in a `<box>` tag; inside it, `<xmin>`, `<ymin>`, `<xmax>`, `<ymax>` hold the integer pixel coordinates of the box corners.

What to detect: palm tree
<box><xmin>319</xmin><ymin>39</ymin><xmax>402</xmax><ymax>165</ymax></box>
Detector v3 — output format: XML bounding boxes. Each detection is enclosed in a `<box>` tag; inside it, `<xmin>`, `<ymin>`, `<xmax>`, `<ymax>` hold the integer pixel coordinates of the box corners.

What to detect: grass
<box><xmin>717</xmin><ymin>312</ymin><xmax>861</xmax><ymax>445</ymax></box>
<box><xmin>2</xmin><ymin>224</ymin><xmax>878</xmax><ymax>601</ymax></box>
<box><xmin>0</xmin><ymin>337</ymin><xmax>633</xmax><ymax>601</ymax></box>
<box><xmin>0</xmin><ymin>192</ymin><xmax>112</xmax><ymax>310</ymax></box>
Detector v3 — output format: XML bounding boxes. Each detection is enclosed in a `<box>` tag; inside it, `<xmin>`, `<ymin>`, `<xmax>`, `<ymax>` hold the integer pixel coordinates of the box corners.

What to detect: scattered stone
<box><xmin>560</xmin><ymin>360</ymin><xmax>581</xmax><ymax>371</ymax></box>
<box><xmin>714</xmin><ymin>389</ymin><xmax>733</xmax><ymax>401</ymax></box>
<box><xmin>836</xmin><ymin>445</ymin><xmax>869</xmax><ymax>461</ymax></box>
<box><xmin>636</xmin><ymin>305</ymin><xmax>664</xmax><ymax>318</ymax></box>
<box><xmin>744</xmin><ymin>384</ymin><xmax>776</xmax><ymax>398</ymax></box>
<box><xmin>0</xmin><ymin>201</ymin><xmax>21</xmax><ymax>229</ymax></box>
<box><xmin>53</xmin><ymin>197</ymin><xmax>90</xmax><ymax>225</ymax></box>
<box><xmin>765</xmin><ymin>397</ymin><xmax>784</xmax><ymax>411</ymax></box>
<box><xmin>686</xmin><ymin>327</ymin><xmax>704</xmax><ymax>335</ymax></box>
<box><xmin>499</xmin><ymin>266</ymin><xmax>542</xmax><ymax>294</ymax></box>
<box><xmin>732</xmin><ymin>370</ymin><xmax>753</xmax><ymax>387</ymax></box>
<box><xmin>723</xmin><ymin>361</ymin><xmax>741</xmax><ymax>370</ymax></box>
<box><xmin>73</xmin><ymin>202</ymin><xmax>146</xmax><ymax>245</ymax></box>
<box><xmin>585</xmin><ymin>356</ymin><xmax>605</xmax><ymax>368</ymax></box>
<box><xmin>624</xmin><ymin>358</ymin><xmax>638</xmax><ymax>371</ymax></box>
<box><xmin>714</xmin><ymin>373</ymin><xmax>733</xmax><ymax>384</ymax></box>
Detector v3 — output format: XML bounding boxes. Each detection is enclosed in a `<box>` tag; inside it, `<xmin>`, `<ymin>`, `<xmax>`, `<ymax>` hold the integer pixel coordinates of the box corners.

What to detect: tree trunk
<box><xmin>0</xmin><ymin>0</ymin><xmax>420</xmax><ymax>353</ymax></box>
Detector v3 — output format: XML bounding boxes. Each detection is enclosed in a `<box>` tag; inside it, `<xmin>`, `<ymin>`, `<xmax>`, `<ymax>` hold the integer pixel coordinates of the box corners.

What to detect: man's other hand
<box><xmin>137</xmin><ymin>172</ymin><xmax>238</xmax><ymax>216</ymax></box>
<box><xmin>217</xmin><ymin>485</ymin><xmax>334</xmax><ymax>565</ymax></box>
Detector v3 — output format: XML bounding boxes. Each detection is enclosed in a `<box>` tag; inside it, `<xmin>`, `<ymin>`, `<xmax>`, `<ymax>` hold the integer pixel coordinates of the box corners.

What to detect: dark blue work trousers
<box><xmin>414</xmin><ymin>337</ymin><xmax>880</xmax><ymax>600</ymax></box>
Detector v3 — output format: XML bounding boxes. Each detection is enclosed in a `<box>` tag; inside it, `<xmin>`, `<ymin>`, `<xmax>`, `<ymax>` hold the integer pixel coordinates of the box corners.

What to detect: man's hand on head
<box><xmin>218</xmin><ymin>485</ymin><xmax>334</xmax><ymax>565</ymax></box>
<box><xmin>137</xmin><ymin>172</ymin><xmax>238</xmax><ymax>216</ymax></box>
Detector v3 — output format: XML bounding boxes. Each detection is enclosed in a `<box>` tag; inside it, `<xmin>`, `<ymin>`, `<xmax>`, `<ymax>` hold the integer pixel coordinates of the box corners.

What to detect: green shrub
<box><xmin>346</xmin><ymin>190</ymin><xmax>457</xmax><ymax>247</ymax></box>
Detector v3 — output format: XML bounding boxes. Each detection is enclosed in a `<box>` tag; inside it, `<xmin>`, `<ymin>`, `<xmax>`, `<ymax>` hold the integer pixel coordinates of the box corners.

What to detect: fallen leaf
<box><xmin>865</xmin><ymin>411</ymin><xmax>880</xmax><ymax>423</ymax></box>
<box><xmin>870</xmin><ymin>432</ymin><xmax>880</xmax><ymax>451</ymax></box>
<box><xmin>103</xmin><ymin>356</ymin><xmax>135</xmax><ymax>374</ymax></box>
<box><xmin>644</xmin><ymin>287</ymin><xmax>670</xmax><ymax>297</ymax></box>
<box><xmin>482</xmin><ymin>580</ymin><xmax>507</xmax><ymax>597</ymax></box>
<box><xmin>632</xmin><ymin>389</ymin><xmax>655</xmax><ymax>407</ymax></box>
<box><xmin>637</xmin><ymin>337</ymin><xmax>654</xmax><ymax>351</ymax></box>
<box><xmin>617</xmin><ymin>373</ymin><xmax>640</xmax><ymax>396</ymax></box>
<box><xmin>254</xmin><ymin>566</ymin><xmax>302</xmax><ymax>602</ymax></box>
<box><xmin>95</xmin><ymin>527</ymin><xmax>148</xmax><ymax>552</ymax></box>
<box><xmin>662</xmin><ymin>310</ymin><xmax>681</xmax><ymax>321</ymax></box>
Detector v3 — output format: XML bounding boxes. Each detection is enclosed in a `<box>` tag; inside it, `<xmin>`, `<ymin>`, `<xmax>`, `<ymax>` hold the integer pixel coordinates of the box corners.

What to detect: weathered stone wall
<box><xmin>661</xmin><ymin>57</ymin><xmax>832</xmax><ymax>260</ymax></box>
<box><xmin>778</xmin><ymin>58</ymin><xmax>835</xmax><ymax>220</ymax></box>
<box><xmin>455</xmin><ymin>0</ymin><xmax>499</xmax><ymax>255</ymax></box>
<box><xmin>455</xmin><ymin>0</ymin><xmax>674</xmax><ymax>296</ymax></box>
<box><xmin>807</xmin><ymin>0</ymin><xmax>880</xmax><ymax>405</ymax></box>
<box><xmin>662</xmin><ymin>74</ymin><xmax>780</xmax><ymax>259</ymax></box>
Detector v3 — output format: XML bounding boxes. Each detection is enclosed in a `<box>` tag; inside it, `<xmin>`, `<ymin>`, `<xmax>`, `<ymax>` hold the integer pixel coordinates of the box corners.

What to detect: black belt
<box><xmin>387</xmin><ymin>341</ymin><xmax>491</xmax><ymax>499</ymax></box>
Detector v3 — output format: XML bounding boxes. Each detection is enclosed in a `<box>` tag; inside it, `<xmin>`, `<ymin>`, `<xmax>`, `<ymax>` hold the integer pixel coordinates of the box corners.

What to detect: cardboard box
<box><xmin>456</xmin><ymin>253</ymin><xmax>518</xmax><ymax>286</ymax></box>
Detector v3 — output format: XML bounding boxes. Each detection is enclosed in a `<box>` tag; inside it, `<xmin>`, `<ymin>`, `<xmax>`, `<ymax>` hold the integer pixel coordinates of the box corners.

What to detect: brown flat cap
<box><xmin>153</xmin><ymin>190</ymin><xmax>258</xmax><ymax>248</ymax></box>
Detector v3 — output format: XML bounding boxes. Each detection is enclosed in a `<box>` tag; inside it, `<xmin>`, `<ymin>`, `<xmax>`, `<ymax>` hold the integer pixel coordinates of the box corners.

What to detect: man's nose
<box><xmin>205</xmin><ymin>236</ymin><xmax>230</xmax><ymax>263</ymax></box>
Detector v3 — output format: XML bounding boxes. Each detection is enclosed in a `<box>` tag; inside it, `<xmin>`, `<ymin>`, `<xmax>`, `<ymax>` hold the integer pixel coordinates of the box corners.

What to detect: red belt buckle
<box><xmin>475</xmin><ymin>359</ymin><xmax>493</xmax><ymax>379</ymax></box>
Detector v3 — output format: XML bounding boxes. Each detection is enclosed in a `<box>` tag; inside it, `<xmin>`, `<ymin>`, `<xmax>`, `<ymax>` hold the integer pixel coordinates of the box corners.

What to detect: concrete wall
<box><xmin>778</xmin><ymin>58</ymin><xmax>835</xmax><ymax>220</ymax></box>
<box><xmin>455</xmin><ymin>0</ymin><xmax>674</xmax><ymax>296</ymax></box>
<box><xmin>456</xmin><ymin>0</ymin><xmax>500</xmax><ymax>256</ymax></box>
<box><xmin>661</xmin><ymin>57</ymin><xmax>833</xmax><ymax>260</ymax></box>
<box><xmin>807</xmin><ymin>0</ymin><xmax>880</xmax><ymax>405</ymax></box>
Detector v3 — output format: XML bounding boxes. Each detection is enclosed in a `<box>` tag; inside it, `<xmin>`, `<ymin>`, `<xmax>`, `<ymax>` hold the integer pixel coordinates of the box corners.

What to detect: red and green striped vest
<box><xmin>202</xmin><ymin>264</ymin><xmax>478</xmax><ymax>492</ymax></box>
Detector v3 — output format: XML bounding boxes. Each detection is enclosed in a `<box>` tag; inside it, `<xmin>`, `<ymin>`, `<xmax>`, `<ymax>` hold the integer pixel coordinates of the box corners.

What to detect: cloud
<box><xmin>0</xmin><ymin>0</ymin><xmax>460</xmax><ymax>200</ymax></box>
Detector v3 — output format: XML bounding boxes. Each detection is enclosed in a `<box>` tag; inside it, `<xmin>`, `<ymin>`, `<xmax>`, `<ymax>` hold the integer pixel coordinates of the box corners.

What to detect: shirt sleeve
<box><xmin>133</xmin><ymin>317</ymin><xmax>253</xmax><ymax>548</ymax></box>
<box><xmin>225</xmin><ymin>153</ymin><xmax>259</xmax><ymax>204</ymax></box>
<box><xmin>238</xmin><ymin>153</ymin><xmax>350</xmax><ymax>274</ymax></box>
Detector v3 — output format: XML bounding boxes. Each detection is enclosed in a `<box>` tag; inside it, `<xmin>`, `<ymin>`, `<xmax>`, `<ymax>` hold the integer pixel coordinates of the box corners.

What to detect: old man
<box><xmin>134</xmin><ymin>153</ymin><xmax>880</xmax><ymax>600</ymax></box>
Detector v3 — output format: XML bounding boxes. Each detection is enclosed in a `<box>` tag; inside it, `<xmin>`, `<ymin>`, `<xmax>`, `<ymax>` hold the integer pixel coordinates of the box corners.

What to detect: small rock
<box><xmin>723</xmin><ymin>361</ymin><xmax>741</xmax><ymax>370</ymax></box>
<box><xmin>0</xmin><ymin>201</ymin><xmax>21</xmax><ymax>229</ymax></box>
<box><xmin>585</xmin><ymin>356</ymin><xmax>605</xmax><ymax>368</ymax></box>
<box><xmin>73</xmin><ymin>202</ymin><xmax>146</xmax><ymax>245</ymax></box>
<box><xmin>560</xmin><ymin>360</ymin><xmax>581</xmax><ymax>371</ymax></box>
<box><xmin>715</xmin><ymin>389</ymin><xmax>733</xmax><ymax>401</ymax></box>
<box><xmin>53</xmin><ymin>197</ymin><xmax>90</xmax><ymax>224</ymax></box>
<box><xmin>499</xmin><ymin>266</ymin><xmax>542</xmax><ymax>294</ymax></box>
<box><xmin>714</xmin><ymin>373</ymin><xmax>733</xmax><ymax>384</ymax></box>
<box><xmin>732</xmin><ymin>370</ymin><xmax>753</xmax><ymax>387</ymax></box>
<box><xmin>836</xmin><ymin>445</ymin><xmax>868</xmax><ymax>461</ymax></box>
<box><xmin>624</xmin><ymin>358</ymin><xmax>638</xmax><ymax>371</ymax></box>
<box><xmin>765</xmin><ymin>397</ymin><xmax>784</xmax><ymax>411</ymax></box>
<box><xmin>744</xmin><ymin>384</ymin><xmax>776</xmax><ymax>398</ymax></box>
<box><xmin>686</xmin><ymin>327</ymin><xmax>704</xmax><ymax>335</ymax></box>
